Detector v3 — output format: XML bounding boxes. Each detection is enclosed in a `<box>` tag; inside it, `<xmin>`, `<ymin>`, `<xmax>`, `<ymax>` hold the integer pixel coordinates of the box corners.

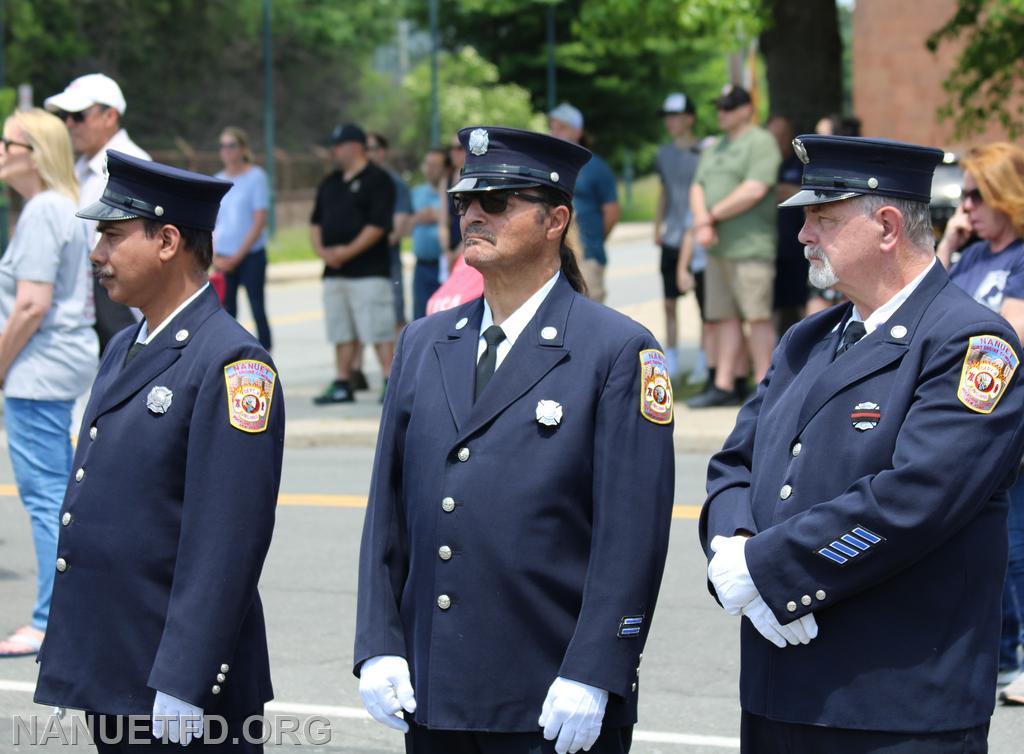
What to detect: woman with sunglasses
<box><xmin>938</xmin><ymin>142</ymin><xmax>1024</xmax><ymax>338</ymax></box>
<box><xmin>0</xmin><ymin>108</ymin><xmax>97</xmax><ymax>658</ymax></box>
<box><xmin>937</xmin><ymin>142</ymin><xmax>1024</xmax><ymax>706</ymax></box>
<box><xmin>212</xmin><ymin>126</ymin><xmax>272</xmax><ymax>350</ymax></box>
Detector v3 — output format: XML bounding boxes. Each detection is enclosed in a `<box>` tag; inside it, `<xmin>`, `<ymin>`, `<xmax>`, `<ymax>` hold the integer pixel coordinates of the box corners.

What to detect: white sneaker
<box><xmin>999</xmin><ymin>672</ymin><xmax>1024</xmax><ymax>704</ymax></box>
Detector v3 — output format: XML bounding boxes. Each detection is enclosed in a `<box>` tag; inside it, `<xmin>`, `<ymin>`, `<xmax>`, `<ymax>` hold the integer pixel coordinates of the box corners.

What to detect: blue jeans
<box><xmin>1000</xmin><ymin>474</ymin><xmax>1024</xmax><ymax>671</ymax></box>
<box><xmin>224</xmin><ymin>249</ymin><xmax>272</xmax><ymax>350</ymax></box>
<box><xmin>413</xmin><ymin>259</ymin><xmax>441</xmax><ymax>320</ymax></box>
<box><xmin>5</xmin><ymin>397</ymin><xmax>74</xmax><ymax>631</ymax></box>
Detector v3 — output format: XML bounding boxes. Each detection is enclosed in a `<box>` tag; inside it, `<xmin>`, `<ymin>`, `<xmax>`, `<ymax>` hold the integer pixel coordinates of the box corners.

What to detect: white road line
<box><xmin>0</xmin><ymin>680</ymin><xmax>741</xmax><ymax>749</ymax></box>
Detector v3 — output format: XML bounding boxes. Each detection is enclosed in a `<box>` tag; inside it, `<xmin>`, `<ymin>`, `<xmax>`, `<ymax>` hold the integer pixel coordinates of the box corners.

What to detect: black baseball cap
<box><xmin>329</xmin><ymin>124</ymin><xmax>367</xmax><ymax>146</ymax></box>
<box><xmin>714</xmin><ymin>85</ymin><xmax>752</xmax><ymax>111</ymax></box>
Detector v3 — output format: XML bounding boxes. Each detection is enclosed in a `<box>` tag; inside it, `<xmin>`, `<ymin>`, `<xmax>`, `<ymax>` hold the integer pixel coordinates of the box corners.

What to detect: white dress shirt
<box><xmin>76</xmin><ymin>129</ymin><xmax>151</xmax><ymax>227</ymax></box>
<box><xmin>477</xmin><ymin>272</ymin><xmax>560</xmax><ymax>369</ymax></box>
<box><xmin>135</xmin><ymin>283</ymin><xmax>210</xmax><ymax>344</ymax></box>
<box><xmin>840</xmin><ymin>258</ymin><xmax>936</xmax><ymax>342</ymax></box>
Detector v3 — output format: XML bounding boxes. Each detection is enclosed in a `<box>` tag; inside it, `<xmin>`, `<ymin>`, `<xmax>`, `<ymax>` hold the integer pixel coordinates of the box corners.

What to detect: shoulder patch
<box><xmin>639</xmin><ymin>349</ymin><xmax>673</xmax><ymax>425</ymax></box>
<box><xmin>957</xmin><ymin>335</ymin><xmax>1018</xmax><ymax>414</ymax></box>
<box><xmin>224</xmin><ymin>359</ymin><xmax>277</xmax><ymax>433</ymax></box>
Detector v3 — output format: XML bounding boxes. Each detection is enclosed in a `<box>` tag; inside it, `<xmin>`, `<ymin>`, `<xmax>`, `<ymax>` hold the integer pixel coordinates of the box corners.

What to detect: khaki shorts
<box><xmin>703</xmin><ymin>256</ymin><xmax>775</xmax><ymax>322</ymax></box>
<box><xmin>581</xmin><ymin>258</ymin><xmax>606</xmax><ymax>303</ymax></box>
<box><xmin>323</xmin><ymin>276</ymin><xmax>396</xmax><ymax>344</ymax></box>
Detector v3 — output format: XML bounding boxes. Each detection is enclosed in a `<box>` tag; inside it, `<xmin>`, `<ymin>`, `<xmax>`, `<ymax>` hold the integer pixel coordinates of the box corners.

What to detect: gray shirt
<box><xmin>655</xmin><ymin>141</ymin><xmax>701</xmax><ymax>248</ymax></box>
<box><xmin>0</xmin><ymin>190</ymin><xmax>98</xmax><ymax>400</ymax></box>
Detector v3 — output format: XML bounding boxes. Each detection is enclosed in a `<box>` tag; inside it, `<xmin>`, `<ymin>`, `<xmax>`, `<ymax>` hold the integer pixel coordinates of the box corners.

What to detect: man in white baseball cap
<box><xmin>45</xmin><ymin>73</ymin><xmax>151</xmax><ymax>352</ymax></box>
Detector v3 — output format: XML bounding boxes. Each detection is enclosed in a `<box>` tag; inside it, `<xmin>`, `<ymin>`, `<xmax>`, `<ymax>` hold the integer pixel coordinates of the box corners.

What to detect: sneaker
<box><xmin>313</xmin><ymin>381</ymin><xmax>354</xmax><ymax>405</ymax></box>
<box><xmin>1000</xmin><ymin>672</ymin><xmax>1024</xmax><ymax>704</ymax></box>
<box><xmin>999</xmin><ymin>667</ymin><xmax>1022</xmax><ymax>686</ymax></box>
<box><xmin>686</xmin><ymin>386</ymin><xmax>742</xmax><ymax>409</ymax></box>
<box><xmin>350</xmin><ymin>370</ymin><xmax>369</xmax><ymax>392</ymax></box>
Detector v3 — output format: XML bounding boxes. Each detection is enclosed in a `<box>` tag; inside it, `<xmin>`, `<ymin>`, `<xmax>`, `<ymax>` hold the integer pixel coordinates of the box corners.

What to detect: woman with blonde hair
<box><xmin>212</xmin><ymin>125</ymin><xmax>272</xmax><ymax>349</ymax></box>
<box><xmin>936</xmin><ymin>141</ymin><xmax>1024</xmax><ymax>703</ymax></box>
<box><xmin>0</xmin><ymin>108</ymin><xmax>97</xmax><ymax>658</ymax></box>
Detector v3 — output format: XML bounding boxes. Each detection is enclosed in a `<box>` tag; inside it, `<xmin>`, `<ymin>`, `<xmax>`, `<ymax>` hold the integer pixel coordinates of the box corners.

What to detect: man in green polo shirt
<box><xmin>688</xmin><ymin>84</ymin><xmax>781</xmax><ymax>408</ymax></box>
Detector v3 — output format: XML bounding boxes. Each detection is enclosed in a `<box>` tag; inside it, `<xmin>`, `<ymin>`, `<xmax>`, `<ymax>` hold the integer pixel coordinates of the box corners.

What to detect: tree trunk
<box><xmin>760</xmin><ymin>0</ymin><xmax>843</xmax><ymax>135</ymax></box>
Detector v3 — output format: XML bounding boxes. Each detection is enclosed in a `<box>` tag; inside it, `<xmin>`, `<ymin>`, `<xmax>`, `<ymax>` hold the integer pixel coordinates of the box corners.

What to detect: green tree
<box><xmin>3</xmin><ymin>0</ymin><xmax>399</xmax><ymax>150</ymax></box>
<box><xmin>927</xmin><ymin>0</ymin><xmax>1024</xmax><ymax>138</ymax></box>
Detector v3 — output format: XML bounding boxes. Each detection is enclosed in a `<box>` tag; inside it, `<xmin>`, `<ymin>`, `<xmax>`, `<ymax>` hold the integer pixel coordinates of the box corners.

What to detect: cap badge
<box><xmin>535</xmin><ymin>399</ymin><xmax>563</xmax><ymax>427</ymax></box>
<box><xmin>468</xmin><ymin>128</ymin><xmax>489</xmax><ymax>156</ymax></box>
<box><xmin>146</xmin><ymin>386</ymin><xmax>174</xmax><ymax>415</ymax></box>
<box><xmin>851</xmin><ymin>401</ymin><xmax>881</xmax><ymax>431</ymax></box>
<box><xmin>792</xmin><ymin>138</ymin><xmax>809</xmax><ymax>165</ymax></box>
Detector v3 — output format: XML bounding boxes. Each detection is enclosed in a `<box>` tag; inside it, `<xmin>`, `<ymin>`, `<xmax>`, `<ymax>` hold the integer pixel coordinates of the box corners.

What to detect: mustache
<box><xmin>804</xmin><ymin>245</ymin><xmax>825</xmax><ymax>261</ymax></box>
<box><xmin>92</xmin><ymin>264</ymin><xmax>113</xmax><ymax>279</ymax></box>
<box><xmin>463</xmin><ymin>224</ymin><xmax>496</xmax><ymax>245</ymax></box>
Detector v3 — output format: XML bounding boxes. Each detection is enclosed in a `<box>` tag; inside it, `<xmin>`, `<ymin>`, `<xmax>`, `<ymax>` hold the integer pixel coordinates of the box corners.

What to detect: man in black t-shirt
<box><xmin>310</xmin><ymin>124</ymin><xmax>396</xmax><ymax>404</ymax></box>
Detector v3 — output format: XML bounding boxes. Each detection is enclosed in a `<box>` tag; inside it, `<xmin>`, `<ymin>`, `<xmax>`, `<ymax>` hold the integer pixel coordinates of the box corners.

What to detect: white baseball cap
<box><xmin>44</xmin><ymin>74</ymin><xmax>127</xmax><ymax>115</ymax></box>
<box><xmin>549</xmin><ymin>102</ymin><xmax>584</xmax><ymax>131</ymax></box>
<box><xmin>659</xmin><ymin>92</ymin><xmax>695</xmax><ymax>116</ymax></box>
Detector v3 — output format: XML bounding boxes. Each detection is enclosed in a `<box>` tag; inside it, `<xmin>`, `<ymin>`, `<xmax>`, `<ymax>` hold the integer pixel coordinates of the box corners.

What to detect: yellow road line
<box><xmin>0</xmin><ymin>483</ymin><xmax>699</xmax><ymax>518</ymax></box>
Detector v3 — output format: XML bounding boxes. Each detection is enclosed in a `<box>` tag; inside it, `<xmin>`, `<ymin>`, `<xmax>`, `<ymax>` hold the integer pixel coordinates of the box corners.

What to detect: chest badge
<box><xmin>146</xmin><ymin>386</ymin><xmax>173</xmax><ymax>415</ymax></box>
<box><xmin>639</xmin><ymin>349</ymin><xmax>673</xmax><ymax>425</ymax></box>
<box><xmin>850</xmin><ymin>401</ymin><xmax>881</xmax><ymax>431</ymax></box>
<box><xmin>958</xmin><ymin>335</ymin><xmax>1019</xmax><ymax>414</ymax></box>
<box><xmin>224</xmin><ymin>359</ymin><xmax>277</xmax><ymax>433</ymax></box>
<box><xmin>536</xmin><ymin>399</ymin><xmax>563</xmax><ymax>427</ymax></box>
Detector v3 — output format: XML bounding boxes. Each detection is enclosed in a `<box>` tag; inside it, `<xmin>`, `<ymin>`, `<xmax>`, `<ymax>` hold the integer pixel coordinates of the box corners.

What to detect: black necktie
<box><xmin>836</xmin><ymin>321</ymin><xmax>867</xmax><ymax>358</ymax></box>
<box><xmin>475</xmin><ymin>325</ymin><xmax>506</xmax><ymax>401</ymax></box>
<box><xmin>124</xmin><ymin>341</ymin><xmax>146</xmax><ymax>367</ymax></box>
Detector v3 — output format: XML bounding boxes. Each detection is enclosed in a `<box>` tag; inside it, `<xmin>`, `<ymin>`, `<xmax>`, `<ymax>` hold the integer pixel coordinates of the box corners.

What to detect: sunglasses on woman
<box><xmin>451</xmin><ymin>190</ymin><xmax>549</xmax><ymax>216</ymax></box>
<box><xmin>962</xmin><ymin>187</ymin><xmax>984</xmax><ymax>204</ymax></box>
<box><xmin>1</xmin><ymin>138</ymin><xmax>33</xmax><ymax>151</ymax></box>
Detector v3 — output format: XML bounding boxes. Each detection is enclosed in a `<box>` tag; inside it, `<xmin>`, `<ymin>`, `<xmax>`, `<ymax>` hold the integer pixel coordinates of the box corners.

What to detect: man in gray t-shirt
<box><xmin>654</xmin><ymin>92</ymin><xmax>701</xmax><ymax>375</ymax></box>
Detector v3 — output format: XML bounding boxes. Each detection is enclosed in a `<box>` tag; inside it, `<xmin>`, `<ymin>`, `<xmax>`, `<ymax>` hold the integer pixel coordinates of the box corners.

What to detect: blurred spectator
<box><xmin>549</xmin><ymin>102</ymin><xmax>620</xmax><ymax>302</ymax></box>
<box><xmin>933</xmin><ymin>141</ymin><xmax>1024</xmax><ymax>702</ymax></box>
<box><xmin>212</xmin><ymin>126</ymin><xmax>272</xmax><ymax>350</ymax></box>
<box><xmin>766</xmin><ymin>114</ymin><xmax>809</xmax><ymax>336</ymax></box>
<box><xmin>0</xmin><ymin>109</ymin><xmax>97</xmax><ymax>657</ymax></box>
<box><xmin>310</xmin><ymin>124</ymin><xmax>395</xmax><ymax>405</ymax></box>
<box><xmin>688</xmin><ymin>85</ymin><xmax>780</xmax><ymax>408</ymax></box>
<box><xmin>654</xmin><ymin>92</ymin><xmax>701</xmax><ymax>375</ymax></box>
<box><xmin>410</xmin><ymin>148</ymin><xmax>449</xmax><ymax>319</ymax></box>
<box><xmin>44</xmin><ymin>73</ymin><xmax>149</xmax><ymax>354</ymax></box>
<box><xmin>806</xmin><ymin>113</ymin><xmax>861</xmax><ymax>315</ymax></box>
<box><xmin>438</xmin><ymin>133</ymin><xmax>466</xmax><ymax>268</ymax></box>
<box><xmin>367</xmin><ymin>132</ymin><xmax>412</xmax><ymax>332</ymax></box>
<box><xmin>426</xmin><ymin>253</ymin><xmax>484</xmax><ymax>316</ymax></box>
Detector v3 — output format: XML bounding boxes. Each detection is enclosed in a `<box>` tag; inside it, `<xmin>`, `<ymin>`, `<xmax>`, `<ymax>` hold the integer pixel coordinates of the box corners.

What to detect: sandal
<box><xmin>0</xmin><ymin>627</ymin><xmax>43</xmax><ymax>658</ymax></box>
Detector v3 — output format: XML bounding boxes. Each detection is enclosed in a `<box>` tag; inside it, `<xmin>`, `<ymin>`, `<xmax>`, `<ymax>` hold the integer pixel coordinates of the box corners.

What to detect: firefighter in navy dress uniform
<box><xmin>353</xmin><ymin>127</ymin><xmax>675</xmax><ymax>754</ymax></box>
<box><xmin>33</xmin><ymin>151</ymin><xmax>285</xmax><ymax>752</ymax></box>
<box><xmin>699</xmin><ymin>135</ymin><xmax>1024</xmax><ymax>753</ymax></box>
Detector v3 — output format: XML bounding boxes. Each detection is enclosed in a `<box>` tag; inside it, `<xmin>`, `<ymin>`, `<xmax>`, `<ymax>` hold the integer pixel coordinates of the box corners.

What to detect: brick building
<box><xmin>853</xmin><ymin>0</ymin><xmax>1020</xmax><ymax>152</ymax></box>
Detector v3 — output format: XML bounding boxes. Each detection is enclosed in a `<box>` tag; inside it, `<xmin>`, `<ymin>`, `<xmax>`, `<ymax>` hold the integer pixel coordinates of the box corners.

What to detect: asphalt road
<box><xmin>1</xmin><ymin>235</ymin><xmax>1023</xmax><ymax>752</ymax></box>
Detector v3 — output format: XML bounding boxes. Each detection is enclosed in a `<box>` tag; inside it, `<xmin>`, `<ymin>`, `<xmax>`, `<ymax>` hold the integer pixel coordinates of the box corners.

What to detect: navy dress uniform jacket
<box><xmin>699</xmin><ymin>263</ymin><xmax>1024</xmax><ymax>732</ymax></box>
<box><xmin>354</xmin><ymin>274</ymin><xmax>675</xmax><ymax>732</ymax></box>
<box><xmin>34</xmin><ymin>286</ymin><xmax>285</xmax><ymax>719</ymax></box>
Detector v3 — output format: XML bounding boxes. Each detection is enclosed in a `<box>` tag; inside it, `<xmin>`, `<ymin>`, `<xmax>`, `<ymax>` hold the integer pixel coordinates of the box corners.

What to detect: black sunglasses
<box><xmin>1</xmin><ymin>137</ymin><xmax>33</xmax><ymax>151</ymax></box>
<box><xmin>452</xmin><ymin>190</ymin><xmax>549</xmax><ymax>216</ymax></box>
<box><xmin>962</xmin><ymin>187</ymin><xmax>984</xmax><ymax>204</ymax></box>
<box><xmin>59</xmin><ymin>105</ymin><xmax>109</xmax><ymax>124</ymax></box>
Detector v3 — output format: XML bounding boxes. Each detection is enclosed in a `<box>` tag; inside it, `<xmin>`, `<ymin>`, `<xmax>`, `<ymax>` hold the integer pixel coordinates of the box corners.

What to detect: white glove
<box><xmin>358</xmin><ymin>655</ymin><xmax>417</xmax><ymax>733</ymax></box>
<box><xmin>742</xmin><ymin>595</ymin><xmax>818</xmax><ymax>648</ymax></box>
<box><xmin>538</xmin><ymin>677</ymin><xmax>609</xmax><ymax>754</ymax></box>
<box><xmin>708</xmin><ymin>535</ymin><xmax>758</xmax><ymax>614</ymax></box>
<box><xmin>152</xmin><ymin>690</ymin><xmax>203</xmax><ymax>746</ymax></box>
